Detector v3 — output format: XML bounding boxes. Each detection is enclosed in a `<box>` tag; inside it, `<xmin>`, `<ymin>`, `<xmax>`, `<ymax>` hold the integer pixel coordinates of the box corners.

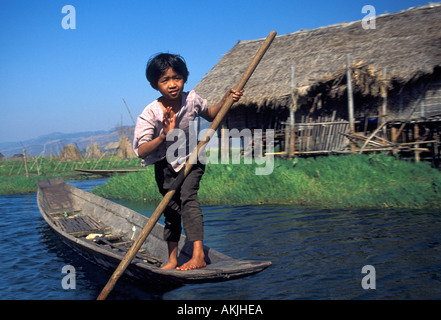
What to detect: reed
<box><xmin>0</xmin><ymin>156</ymin><xmax>141</xmax><ymax>195</ymax></box>
<box><xmin>293</xmin><ymin>153</ymin><xmax>441</xmax><ymax>208</ymax></box>
<box><xmin>92</xmin><ymin>165</ymin><xmax>160</xmax><ymax>202</ymax></box>
<box><xmin>0</xmin><ymin>175</ymin><xmax>38</xmax><ymax>194</ymax></box>
<box><xmin>92</xmin><ymin>154</ymin><xmax>441</xmax><ymax>209</ymax></box>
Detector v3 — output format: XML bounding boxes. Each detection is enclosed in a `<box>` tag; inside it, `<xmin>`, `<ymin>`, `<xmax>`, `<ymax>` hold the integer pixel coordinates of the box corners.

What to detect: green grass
<box><xmin>292</xmin><ymin>153</ymin><xmax>441</xmax><ymax>208</ymax></box>
<box><xmin>0</xmin><ymin>156</ymin><xmax>142</xmax><ymax>195</ymax></box>
<box><xmin>91</xmin><ymin>165</ymin><xmax>161</xmax><ymax>202</ymax></box>
<box><xmin>92</xmin><ymin>154</ymin><xmax>441</xmax><ymax>209</ymax></box>
<box><xmin>0</xmin><ymin>175</ymin><xmax>41</xmax><ymax>194</ymax></box>
<box><xmin>3</xmin><ymin>153</ymin><xmax>440</xmax><ymax>209</ymax></box>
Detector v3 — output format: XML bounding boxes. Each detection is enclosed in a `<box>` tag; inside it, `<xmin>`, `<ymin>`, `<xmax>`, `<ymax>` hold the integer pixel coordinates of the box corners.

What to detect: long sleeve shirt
<box><xmin>133</xmin><ymin>90</ymin><xmax>208</xmax><ymax>171</ymax></box>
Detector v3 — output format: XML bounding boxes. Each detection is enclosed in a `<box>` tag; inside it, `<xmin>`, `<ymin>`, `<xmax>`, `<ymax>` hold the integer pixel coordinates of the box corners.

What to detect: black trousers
<box><xmin>154</xmin><ymin>158</ymin><xmax>205</xmax><ymax>242</ymax></box>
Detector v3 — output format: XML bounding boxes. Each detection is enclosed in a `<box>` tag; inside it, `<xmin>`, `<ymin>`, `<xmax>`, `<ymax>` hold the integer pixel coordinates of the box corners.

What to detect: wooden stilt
<box><xmin>346</xmin><ymin>54</ymin><xmax>355</xmax><ymax>152</ymax></box>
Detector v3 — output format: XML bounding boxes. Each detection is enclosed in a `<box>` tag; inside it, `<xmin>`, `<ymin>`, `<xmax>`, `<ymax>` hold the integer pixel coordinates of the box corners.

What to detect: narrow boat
<box><xmin>74</xmin><ymin>169</ymin><xmax>142</xmax><ymax>176</ymax></box>
<box><xmin>36</xmin><ymin>178</ymin><xmax>271</xmax><ymax>292</ymax></box>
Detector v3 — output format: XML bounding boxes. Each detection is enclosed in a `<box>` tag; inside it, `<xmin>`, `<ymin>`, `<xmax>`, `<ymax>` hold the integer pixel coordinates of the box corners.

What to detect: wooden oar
<box><xmin>97</xmin><ymin>30</ymin><xmax>277</xmax><ymax>300</ymax></box>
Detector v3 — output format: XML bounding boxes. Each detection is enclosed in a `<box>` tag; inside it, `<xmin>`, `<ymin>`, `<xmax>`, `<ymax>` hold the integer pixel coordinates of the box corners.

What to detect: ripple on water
<box><xmin>1</xmin><ymin>185</ymin><xmax>441</xmax><ymax>299</ymax></box>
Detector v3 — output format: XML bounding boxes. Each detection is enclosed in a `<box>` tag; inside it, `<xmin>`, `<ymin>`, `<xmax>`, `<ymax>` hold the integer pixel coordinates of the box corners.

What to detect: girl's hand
<box><xmin>163</xmin><ymin>106</ymin><xmax>176</xmax><ymax>135</ymax></box>
<box><xmin>202</xmin><ymin>89</ymin><xmax>245</xmax><ymax>122</ymax></box>
<box><xmin>230</xmin><ymin>89</ymin><xmax>244</xmax><ymax>102</ymax></box>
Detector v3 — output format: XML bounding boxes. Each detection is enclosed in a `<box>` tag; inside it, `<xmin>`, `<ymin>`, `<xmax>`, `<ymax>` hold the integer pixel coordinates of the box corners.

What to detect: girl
<box><xmin>133</xmin><ymin>53</ymin><xmax>243</xmax><ymax>271</ymax></box>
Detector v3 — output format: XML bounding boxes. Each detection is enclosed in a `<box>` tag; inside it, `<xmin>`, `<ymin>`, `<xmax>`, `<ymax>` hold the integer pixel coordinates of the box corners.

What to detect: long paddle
<box><xmin>97</xmin><ymin>30</ymin><xmax>277</xmax><ymax>300</ymax></box>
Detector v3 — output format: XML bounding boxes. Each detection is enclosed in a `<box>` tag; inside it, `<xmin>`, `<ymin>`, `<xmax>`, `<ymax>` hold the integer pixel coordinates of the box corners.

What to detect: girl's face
<box><xmin>157</xmin><ymin>67</ymin><xmax>184</xmax><ymax>102</ymax></box>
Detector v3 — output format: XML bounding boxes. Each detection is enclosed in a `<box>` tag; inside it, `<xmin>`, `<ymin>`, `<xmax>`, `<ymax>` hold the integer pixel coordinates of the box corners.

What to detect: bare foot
<box><xmin>161</xmin><ymin>261</ymin><xmax>178</xmax><ymax>270</ymax></box>
<box><xmin>176</xmin><ymin>257</ymin><xmax>206</xmax><ymax>271</ymax></box>
<box><xmin>161</xmin><ymin>241</ymin><xmax>178</xmax><ymax>270</ymax></box>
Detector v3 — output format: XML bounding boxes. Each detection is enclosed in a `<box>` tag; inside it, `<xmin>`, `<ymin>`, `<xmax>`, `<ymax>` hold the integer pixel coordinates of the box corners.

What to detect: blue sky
<box><xmin>0</xmin><ymin>0</ymin><xmax>430</xmax><ymax>143</ymax></box>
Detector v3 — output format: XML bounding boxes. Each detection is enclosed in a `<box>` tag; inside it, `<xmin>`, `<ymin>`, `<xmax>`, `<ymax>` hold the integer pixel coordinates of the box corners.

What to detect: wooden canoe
<box><xmin>74</xmin><ymin>169</ymin><xmax>142</xmax><ymax>176</ymax></box>
<box><xmin>36</xmin><ymin>178</ymin><xmax>271</xmax><ymax>292</ymax></box>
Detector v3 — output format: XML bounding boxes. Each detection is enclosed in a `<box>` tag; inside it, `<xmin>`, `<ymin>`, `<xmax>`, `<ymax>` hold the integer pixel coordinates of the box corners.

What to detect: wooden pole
<box><xmin>288</xmin><ymin>65</ymin><xmax>296</xmax><ymax>158</ymax></box>
<box><xmin>378</xmin><ymin>68</ymin><xmax>388</xmax><ymax>140</ymax></box>
<box><xmin>391</xmin><ymin>126</ymin><xmax>398</xmax><ymax>144</ymax></box>
<box><xmin>359</xmin><ymin>122</ymin><xmax>387</xmax><ymax>154</ymax></box>
<box><xmin>284</xmin><ymin>122</ymin><xmax>289</xmax><ymax>155</ymax></box>
<box><xmin>122</xmin><ymin>97</ymin><xmax>136</xmax><ymax>126</ymax></box>
<box><xmin>97</xmin><ymin>30</ymin><xmax>277</xmax><ymax>300</ymax></box>
<box><xmin>21</xmin><ymin>143</ymin><xmax>29</xmax><ymax>180</ymax></box>
<box><xmin>395</xmin><ymin>89</ymin><xmax>427</xmax><ymax>140</ymax></box>
<box><xmin>414</xmin><ymin>123</ymin><xmax>420</xmax><ymax>162</ymax></box>
<box><xmin>346</xmin><ymin>54</ymin><xmax>355</xmax><ymax>151</ymax></box>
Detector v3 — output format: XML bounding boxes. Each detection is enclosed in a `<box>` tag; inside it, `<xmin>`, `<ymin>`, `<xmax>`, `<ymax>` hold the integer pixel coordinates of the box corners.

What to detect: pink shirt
<box><xmin>133</xmin><ymin>90</ymin><xmax>208</xmax><ymax>171</ymax></box>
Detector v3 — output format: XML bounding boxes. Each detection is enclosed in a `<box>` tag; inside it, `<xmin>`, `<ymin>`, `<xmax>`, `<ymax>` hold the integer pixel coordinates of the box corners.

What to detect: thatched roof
<box><xmin>194</xmin><ymin>3</ymin><xmax>441</xmax><ymax>109</ymax></box>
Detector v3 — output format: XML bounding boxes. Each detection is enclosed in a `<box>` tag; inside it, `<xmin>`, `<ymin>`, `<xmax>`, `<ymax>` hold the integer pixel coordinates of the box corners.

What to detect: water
<box><xmin>1</xmin><ymin>178</ymin><xmax>441</xmax><ymax>300</ymax></box>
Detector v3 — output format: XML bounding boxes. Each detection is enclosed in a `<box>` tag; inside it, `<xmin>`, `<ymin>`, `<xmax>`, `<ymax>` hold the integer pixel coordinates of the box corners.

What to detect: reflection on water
<box><xmin>164</xmin><ymin>205</ymin><xmax>441</xmax><ymax>300</ymax></box>
<box><xmin>1</xmin><ymin>179</ymin><xmax>440</xmax><ymax>299</ymax></box>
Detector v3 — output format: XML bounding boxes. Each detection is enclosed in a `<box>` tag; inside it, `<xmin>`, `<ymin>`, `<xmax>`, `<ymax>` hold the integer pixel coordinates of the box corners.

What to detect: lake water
<box><xmin>1</xmin><ymin>178</ymin><xmax>441</xmax><ymax>300</ymax></box>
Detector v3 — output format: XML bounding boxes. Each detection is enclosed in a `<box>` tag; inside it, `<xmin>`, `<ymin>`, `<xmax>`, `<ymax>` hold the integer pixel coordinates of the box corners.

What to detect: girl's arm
<box><xmin>201</xmin><ymin>89</ymin><xmax>243</xmax><ymax>122</ymax></box>
<box><xmin>137</xmin><ymin>107</ymin><xmax>176</xmax><ymax>159</ymax></box>
<box><xmin>137</xmin><ymin>133</ymin><xmax>167</xmax><ymax>159</ymax></box>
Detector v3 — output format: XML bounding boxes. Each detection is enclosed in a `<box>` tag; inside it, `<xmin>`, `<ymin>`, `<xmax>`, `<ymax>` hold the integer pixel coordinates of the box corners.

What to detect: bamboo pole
<box><xmin>380</xmin><ymin>68</ymin><xmax>388</xmax><ymax>139</ymax></box>
<box><xmin>346</xmin><ymin>54</ymin><xmax>355</xmax><ymax>152</ymax></box>
<box><xmin>97</xmin><ymin>30</ymin><xmax>277</xmax><ymax>300</ymax></box>
<box><xmin>122</xmin><ymin>97</ymin><xmax>136</xmax><ymax>126</ymax></box>
<box><xmin>21</xmin><ymin>143</ymin><xmax>29</xmax><ymax>180</ymax></box>
<box><xmin>414</xmin><ymin>123</ymin><xmax>420</xmax><ymax>162</ymax></box>
<box><xmin>394</xmin><ymin>84</ymin><xmax>428</xmax><ymax>139</ymax></box>
<box><xmin>288</xmin><ymin>65</ymin><xmax>296</xmax><ymax>158</ymax></box>
<box><xmin>359</xmin><ymin>122</ymin><xmax>388</xmax><ymax>154</ymax></box>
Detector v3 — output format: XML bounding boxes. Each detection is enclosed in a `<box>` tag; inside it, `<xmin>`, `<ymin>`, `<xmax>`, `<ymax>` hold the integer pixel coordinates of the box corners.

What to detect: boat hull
<box><xmin>36</xmin><ymin>178</ymin><xmax>271</xmax><ymax>293</ymax></box>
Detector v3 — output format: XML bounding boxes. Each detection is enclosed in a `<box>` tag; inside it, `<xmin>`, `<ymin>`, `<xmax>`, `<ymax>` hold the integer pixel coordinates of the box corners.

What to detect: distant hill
<box><xmin>0</xmin><ymin>126</ymin><xmax>134</xmax><ymax>158</ymax></box>
<box><xmin>0</xmin><ymin>118</ymin><xmax>216</xmax><ymax>159</ymax></box>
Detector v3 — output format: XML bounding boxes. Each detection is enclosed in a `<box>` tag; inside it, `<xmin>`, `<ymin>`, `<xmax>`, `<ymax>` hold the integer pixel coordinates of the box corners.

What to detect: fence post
<box><xmin>21</xmin><ymin>144</ymin><xmax>29</xmax><ymax>180</ymax></box>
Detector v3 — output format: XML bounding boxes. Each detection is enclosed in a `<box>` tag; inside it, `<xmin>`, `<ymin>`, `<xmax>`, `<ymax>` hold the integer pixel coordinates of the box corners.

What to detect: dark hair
<box><xmin>145</xmin><ymin>53</ymin><xmax>189</xmax><ymax>90</ymax></box>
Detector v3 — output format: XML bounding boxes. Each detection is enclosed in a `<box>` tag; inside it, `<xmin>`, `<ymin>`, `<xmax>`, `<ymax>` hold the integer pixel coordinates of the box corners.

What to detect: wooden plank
<box><xmin>54</xmin><ymin>215</ymin><xmax>107</xmax><ymax>236</ymax></box>
<box><xmin>48</xmin><ymin>209</ymin><xmax>81</xmax><ymax>217</ymax></box>
<box><xmin>43</xmin><ymin>185</ymin><xmax>73</xmax><ymax>212</ymax></box>
<box><xmin>94</xmin><ymin>237</ymin><xmax>162</xmax><ymax>267</ymax></box>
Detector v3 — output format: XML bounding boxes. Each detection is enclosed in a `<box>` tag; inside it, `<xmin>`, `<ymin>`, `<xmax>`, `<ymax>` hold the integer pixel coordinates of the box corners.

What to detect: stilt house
<box><xmin>194</xmin><ymin>3</ymin><xmax>441</xmax><ymax>162</ymax></box>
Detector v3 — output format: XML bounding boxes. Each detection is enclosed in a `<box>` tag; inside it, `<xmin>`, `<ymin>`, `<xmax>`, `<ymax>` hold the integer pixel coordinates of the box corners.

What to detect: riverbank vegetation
<box><xmin>0</xmin><ymin>156</ymin><xmax>140</xmax><ymax>195</ymax></box>
<box><xmin>92</xmin><ymin>154</ymin><xmax>441</xmax><ymax>209</ymax></box>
